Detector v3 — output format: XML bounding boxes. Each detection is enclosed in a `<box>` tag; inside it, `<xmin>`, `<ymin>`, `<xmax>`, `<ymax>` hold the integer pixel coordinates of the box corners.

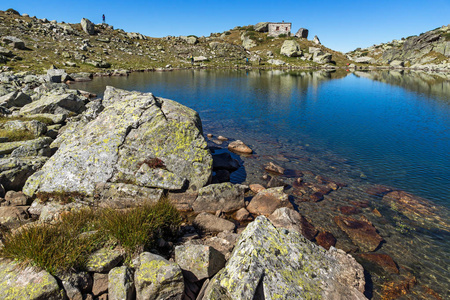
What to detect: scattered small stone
<box><xmin>339</xmin><ymin>206</ymin><xmax>361</xmax><ymax>215</ymax></box>
<box><xmin>217</xmin><ymin>135</ymin><xmax>228</xmax><ymax>141</ymax></box>
<box><xmin>228</xmin><ymin>140</ymin><xmax>252</xmax><ymax>155</ymax></box>
<box><xmin>315</xmin><ymin>232</ymin><xmax>337</xmax><ymax>250</ymax></box>
<box><xmin>249</xmin><ymin>184</ymin><xmax>265</xmax><ymax>194</ymax></box>
<box><xmin>194</xmin><ymin>212</ymin><xmax>236</xmax><ymax>233</ymax></box>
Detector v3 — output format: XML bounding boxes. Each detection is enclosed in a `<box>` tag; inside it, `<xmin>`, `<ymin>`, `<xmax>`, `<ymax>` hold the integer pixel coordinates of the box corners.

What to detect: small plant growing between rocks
<box><xmin>0</xmin><ymin>198</ymin><xmax>181</xmax><ymax>274</ymax></box>
<box><xmin>138</xmin><ymin>157</ymin><xmax>167</xmax><ymax>170</ymax></box>
<box><xmin>35</xmin><ymin>191</ymin><xmax>85</xmax><ymax>204</ymax></box>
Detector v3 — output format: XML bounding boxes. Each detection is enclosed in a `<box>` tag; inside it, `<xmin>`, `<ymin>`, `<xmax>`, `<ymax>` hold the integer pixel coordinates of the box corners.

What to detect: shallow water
<box><xmin>71</xmin><ymin>69</ymin><xmax>450</xmax><ymax>298</ymax></box>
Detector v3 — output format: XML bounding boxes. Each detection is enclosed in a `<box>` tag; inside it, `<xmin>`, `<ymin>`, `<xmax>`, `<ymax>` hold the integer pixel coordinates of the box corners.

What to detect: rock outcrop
<box><xmin>23</xmin><ymin>87</ymin><xmax>212</xmax><ymax>197</ymax></box>
<box><xmin>202</xmin><ymin>216</ymin><xmax>366</xmax><ymax>299</ymax></box>
<box><xmin>280</xmin><ymin>40</ymin><xmax>302</xmax><ymax>57</ymax></box>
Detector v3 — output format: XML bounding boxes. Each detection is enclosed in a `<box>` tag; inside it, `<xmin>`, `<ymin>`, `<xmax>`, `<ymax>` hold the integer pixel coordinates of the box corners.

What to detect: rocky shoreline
<box><xmin>1</xmin><ymin>69</ymin><xmax>449</xmax><ymax>299</ymax></box>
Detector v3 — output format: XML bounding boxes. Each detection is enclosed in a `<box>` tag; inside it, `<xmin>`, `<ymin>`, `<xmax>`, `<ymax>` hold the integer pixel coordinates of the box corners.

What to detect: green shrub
<box><xmin>278</xmin><ymin>34</ymin><xmax>287</xmax><ymax>38</ymax></box>
<box><xmin>245</xmin><ymin>26</ymin><xmax>255</xmax><ymax>32</ymax></box>
<box><xmin>0</xmin><ymin>198</ymin><xmax>181</xmax><ymax>274</ymax></box>
<box><xmin>443</xmin><ymin>32</ymin><xmax>450</xmax><ymax>41</ymax></box>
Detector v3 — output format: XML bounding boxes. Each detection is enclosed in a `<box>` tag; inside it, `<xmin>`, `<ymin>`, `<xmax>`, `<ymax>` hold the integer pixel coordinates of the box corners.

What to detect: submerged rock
<box><xmin>202</xmin><ymin>216</ymin><xmax>366</xmax><ymax>299</ymax></box>
<box><xmin>334</xmin><ymin>215</ymin><xmax>383</xmax><ymax>252</ymax></box>
<box><xmin>382</xmin><ymin>190</ymin><xmax>450</xmax><ymax>231</ymax></box>
<box><xmin>23</xmin><ymin>87</ymin><xmax>212</xmax><ymax>197</ymax></box>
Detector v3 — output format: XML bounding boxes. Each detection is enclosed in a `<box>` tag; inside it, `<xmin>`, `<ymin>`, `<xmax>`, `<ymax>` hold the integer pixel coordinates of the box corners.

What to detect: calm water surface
<box><xmin>72</xmin><ymin>69</ymin><xmax>450</xmax><ymax>298</ymax></box>
<box><xmin>73</xmin><ymin>69</ymin><xmax>450</xmax><ymax>207</ymax></box>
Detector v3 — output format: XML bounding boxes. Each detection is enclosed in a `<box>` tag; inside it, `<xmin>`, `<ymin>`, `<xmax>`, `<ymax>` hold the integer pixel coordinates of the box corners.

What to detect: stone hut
<box><xmin>268</xmin><ymin>22</ymin><xmax>292</xmax><ymax>37</ymax></box>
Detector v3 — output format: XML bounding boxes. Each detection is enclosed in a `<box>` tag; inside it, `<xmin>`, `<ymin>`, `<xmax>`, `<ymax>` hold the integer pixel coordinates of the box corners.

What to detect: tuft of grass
<box><xmin>0</xmin><ymin>208</ymin><xmax>103</xmax><ymax>274</ymax></box>
<box><xmin>0</xmin><ymin>128</ymin><xmax>35</xmax><ymax>142</ymax></box>
<box><xmin>0</xmin><ymin>198</ymin><xmax>181</xmax><ymax>274</ymax></box>
<box><xmin>98</xmin><ymin>199</ymin><xmax>181</xmax><ymax>258</ymax></box>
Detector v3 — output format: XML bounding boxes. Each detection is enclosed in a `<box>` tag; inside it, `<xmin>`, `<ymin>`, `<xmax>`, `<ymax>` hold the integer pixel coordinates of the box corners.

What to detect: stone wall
<box><xmin>268</xmin><ymin>22</ymin><xmax>292</xmax><ymax>37</ymax></box>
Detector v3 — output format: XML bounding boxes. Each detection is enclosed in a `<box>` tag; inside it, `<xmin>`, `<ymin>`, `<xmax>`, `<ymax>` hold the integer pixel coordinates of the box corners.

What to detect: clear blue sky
<box><xmin>2</xmin><ymin>0</ymin><xmax>449</xmax><ymax>53</ymax></box>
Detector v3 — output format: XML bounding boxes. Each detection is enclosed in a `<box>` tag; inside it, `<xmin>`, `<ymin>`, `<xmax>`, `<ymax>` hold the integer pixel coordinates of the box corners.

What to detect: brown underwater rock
<box><xmin>334</xmin><ymin>215</ymin><xmax>383</xmax><ymax>252</ymax></box>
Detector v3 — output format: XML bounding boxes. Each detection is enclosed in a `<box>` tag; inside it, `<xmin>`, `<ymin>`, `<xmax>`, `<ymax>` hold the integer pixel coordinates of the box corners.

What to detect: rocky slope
<box><xmin>347</xmin><ymin>25</ymin><xmax>450</xmax><ymax>71</ymax></box>
<box><xmin>0</xmin><ymin>9</ymin><xmax>352</xmax><ymax>74</ymax></box>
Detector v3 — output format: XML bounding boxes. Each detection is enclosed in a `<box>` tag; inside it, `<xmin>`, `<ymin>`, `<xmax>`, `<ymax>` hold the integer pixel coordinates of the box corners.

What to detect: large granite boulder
<box><xmin>254</xmin><ymin>22</ymin><xmax>269</xmax><ymax>32</ymax></box>
<box><xmin>81</xmin><ymin>18</ymin><xmax>95</xmax><ymax>35</ymax></box>
<box><xmin>134</xmin><ymin>252</ymin><xmax>184</xmax><ymax>300</ymax></box>
<box><xmin>295</xmin><ymin>28</ymin><xmax>309</xmax><ymax>39</ymax></box>
<box><xmin>202</xmin><ymin>216</ymin><xmax>366</xmax><ymax>300</ymax></box>
<box><xmin>0</xmin><ymin>259</ymin><xmax>63</xmax><ymax>299</ymax></box>
<box><xmin>23</xmin><ymin>87</ymin><xmax>212</xmax><ymax>197</ymax></box>
<box><xmin>281</xmin><ymin>40</ymin><xmax>302</xmax><ymax>57</ymax></box>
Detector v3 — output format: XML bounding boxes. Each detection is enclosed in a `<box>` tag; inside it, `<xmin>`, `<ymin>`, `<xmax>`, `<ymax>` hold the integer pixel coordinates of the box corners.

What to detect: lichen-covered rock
<box><xmin>94</xmin><ymin>182</ymin><xmax>163</xmax><ymax>209</ymax></box>
<box><xmin>268</xmin><ymin>207</ymin><xmax>317</xmax><ymax>241</ymax></box>
<box><xmin>0</xmin><ymin>90</ymin><xmax>32</xmax><ymax>107</ymax></box>
<box><xmin>0</xmin><ymin>156</ymin><xmax>48</xmax><ymax>191</ymax></box>
<box><xmin>10</xmin><ymin>137</ymin><xmax>53</xmax><ymax>157</ymax></box>
<box><xmin>86</xmin><ymin>248</ymin><xmax>123</xmax><ymax>273</ymax></box>
<box><xmin>134</xmin><ymin>252</ymin><xmax>184</xmax><ymax>300</ymax></box>
<box><xmin>192</xmin><ymin>182</ymin><xmax>245</xmax><ymax>213</ymax></box>
<box><xmin>0</xmin><ymin>259</ymin><xmax>63</xmax><ymax>300</ymax></box>
<box><xmin>108</xmin><ymin>266</ymin><xmax>135</xmax><ymax>300</ymax></box>
<box><xmin>23</xmin><ymin>87</ymin><xmax>212</xmax><ymax>197</ymax></box>
<box><xmin>175</xmin><ymin>245</ymin><xmax>226</xmax><ymax>282</ymax></box>
<box><xmin>19</xmin><ymin>91</ymin><xmax>86</xmax><ymax>115</ymax></box>
<box><xmin>202</xmin><ymin>216</ymin><xmax>366</xmax><ymax>300</ymax></box>
<box><xmin>281</xmin><ymin>40</ymin><xmax>302</xmax><ymax>57</ymax></box>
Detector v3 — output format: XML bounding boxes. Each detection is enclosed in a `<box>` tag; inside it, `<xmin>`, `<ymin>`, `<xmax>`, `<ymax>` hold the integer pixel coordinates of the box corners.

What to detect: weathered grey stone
<box><xmin>267</xmin><ymin>59</ymin><xmax>285</xmax><ymax>66</ymax></box>
<box><xmin>0</xmin><ymin>259</ymin><xmax>63</xmax><ymax>299</ymax></box>
<box><xmin>313</xmin><ymin>52</ymin><xmax>332</xmax><ymax>64</ymax></box>
<box><xmin>86</xmin><ymin>248</ymin><xmax>123</xmax><ymax>273</ymax></box>
<box><xmin>19</xmin><ymin>92</ymin><xmax>86</xmax><ymax>115</ymax></box>
<box><xmin>280</xmin><ymin>40</ymin><xmax>302</xmax><ymax>57</ymax></box>
<box><xmin>241</xmin><ymin>33</ymin><xmax>257</xmax><ymax>50</ymax></box>
<box><xmin>23</xmin><ymin>87</ymin><xmax>212</xmax><ymax>197</ymax></box>
<box><xmin>0</xmin><ymin>90</ymin><xmax>32</xmax><ymax>107</ymax></box>
<box><xmin>313</xmin><ymin>35</ymin><xmax>321</xmax><ymax>45</ymax></box>
<box><xmin>134</xmin><ymin>252</ymin><xmax>184</xmax><ymax>300</ymax></box>
<box><xmin>295</xmin><ymin>28</ymin><xmax>309</xmax><ymax>39</ymax></box>
<box><xmin>192</xmin><ymin>182</ymin><xmax>245</xmax><ymax>213</ymax></box>
<box><xmin>194</xmin><ymin>212</ymin><xmax>235</xmax><ymax>233</ymax></box>
<box><xmin>47</xmin><ymin>69</ymin><xmax>67</xmax><ymax>83</ymax></box>
<box><xmin>0</xmin><ymin>46</ymin><xmax>13</xmax><ymax>57</ymax></box>
<box><xmin>202</xmin><ymin>216</ymin><xmax>366</xmax><ymax>300</ymax></box>
<box><xmin>108</xmin><ymin>266</ymin><xmax>135</xmax><ymax>300</ymax></box>
<box><xmin>193</xmin><ymin>56</ymin><xmax>209</xmax><ymax>62</ymax></box>
<box><xmin>268</xmin><ymin>207</ymin><xmax>317</xmax><ymax>240</ymax></box>
<box><xmin>175</xmin><ymin>245</ymin><xmax>226</xmax><ymax>282</ymax></box>
<box><xmin>26</xmin><ymin>113</ymin><xmax>66</xmax><ymax>124</ymax></box>
<box><xmin>254</xmin><ymin>22</ymin><xmax>269</xmax><ymax>32</ymax></box>
<box><xmin>58</xmin><ymin>272</ymin><xmax>93</xmax><ymax>294</ymax></box>
<box><xmin>390</xmin><ymin>60</ymin><xmax>405</xmax><ymax>67</ymax></box>
<box><xmin>60</xmin><ymin>280</ymin><xmax>83</xmax><ymax>300</ymax></box>
<box><xmin>354</xmin><ymin>56</ymin><xmax>375</xmax><ymax>64</ymax></box>
<box><xmin>81</xmin><ymin>18</ymin><xmax>95</xmax><ymax>35</ymax></box>
<box><xmin>2</xmin><ymin>36</ymin><xmax>26</xmax><ymax>49</ymax></box>
<box><xmin>0</xmin><ymin>156</ymin><xmax>48</xmax><ymax>191</ymax></box>
<box><xmin>94</xmin><ymin>183</ymin><xmax>163</xmax><ymax>208</ymax></box>
<box><xmin>10</xmin><ymin>137</ymin><xmax>53</xmax><ymax>157</ymax></box>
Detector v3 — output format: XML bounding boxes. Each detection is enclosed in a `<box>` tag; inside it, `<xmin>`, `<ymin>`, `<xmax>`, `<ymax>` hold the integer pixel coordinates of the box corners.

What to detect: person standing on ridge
<box><xmin>102</xmin><ymin>14</ymin><xmax>105</xmax><ymax>23</ymax></box>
